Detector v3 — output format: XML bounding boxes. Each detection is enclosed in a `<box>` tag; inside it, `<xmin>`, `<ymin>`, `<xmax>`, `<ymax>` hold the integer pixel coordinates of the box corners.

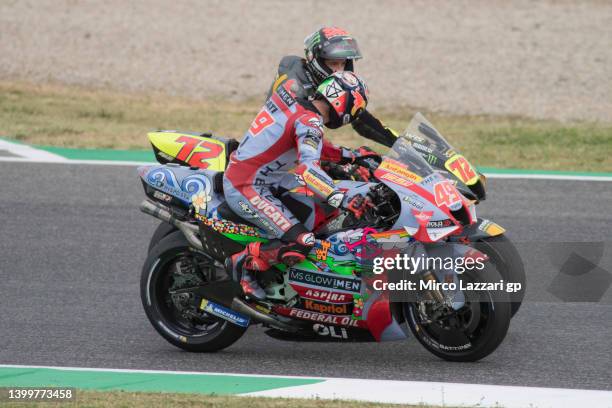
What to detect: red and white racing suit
<box><xmin>223</xmin><ymin>79</ymin><xmax>349</xmax><ymax>240</ymax></box>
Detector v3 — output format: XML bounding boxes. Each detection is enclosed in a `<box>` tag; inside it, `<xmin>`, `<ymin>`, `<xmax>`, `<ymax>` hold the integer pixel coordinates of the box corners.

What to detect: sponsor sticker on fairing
<box><xmin>289</xmin><ymin>308</ymin><xmax>360</xmax><ymax>327</ymax></box>
<box><xmin>379</xmin><ymin>159</ymin><xmax>423</xmax><ymax>182</ymax></box>
<box><xmin>313</xmin><ymin>324</ymin><xmax>349</xmax><ymax>339</ymax></box>
<box><xmin>288</xmin><ymin>269</ymin><xmax>361</xmax><ymax>294</ymax></box>
<box><xmin>152</xmin><ymin>190</ymin><xmax>172</xmax><ymax>202</ymax></box>
<box><xmin>200</xmin><ymin>299</ymin><xmax>250</xmax><ymax>327</ymax></box>
<box><xmin>302</xmin><ymin>299</ymin><xmax>351</xmax><ymax>315</ymax></box>
<box><xmin>301</xmin><ymin>288</ymin><xmax>352</xmax><ymax>303</ymax></box>
<box><xmin>403</xmin><ymin>195</ymin><xmax>425</xmax><ymax>210</ymax></box>
<box><xmin>379</xmin><ymin>172</ymin><xmax>413</xmax><ymax>188</ymax></box>
<box><xmin>426</xmin><ymin>219</ymin><xmax>453</xmax><ymax>228</ymax></box>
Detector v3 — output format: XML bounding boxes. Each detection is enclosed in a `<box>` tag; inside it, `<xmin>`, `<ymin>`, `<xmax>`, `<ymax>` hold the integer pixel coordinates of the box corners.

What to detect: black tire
<box><xmin>404</xmin><ymin>264</ymin><xmax>511</xmax><ymax>362</ymax></box>
<box><xmin>147</xmin><ymin>221</ymin><xmax>177</xmax><ymax>253</ymax></box>
<box><xmin>141</xmin><ymin>231</ymin><xmax>247</xmax><ymax>352</ymax></box>
<box><xmin>474</xmin><ymin>234</ymin><xmax>525</xmax><ymax>317</ymax></box>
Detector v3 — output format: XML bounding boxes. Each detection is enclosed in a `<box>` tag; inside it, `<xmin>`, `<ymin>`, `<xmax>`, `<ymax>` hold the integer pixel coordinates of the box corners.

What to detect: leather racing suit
<box><xmin>223</xmin><ymin>77</ymin><xmax>351</xmax><ymax>299</ymax></box>
<box><xmin>224</xmin><ymin>79</ymin><xmax>350</xmax><ymax>238</ymax></box>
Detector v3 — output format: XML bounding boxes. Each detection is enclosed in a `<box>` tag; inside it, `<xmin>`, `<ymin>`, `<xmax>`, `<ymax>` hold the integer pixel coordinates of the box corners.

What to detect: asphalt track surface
<box><xmin>1</xmin><ymin>161</ymin><xmax>611</xmax><ymax>391</ymax></box>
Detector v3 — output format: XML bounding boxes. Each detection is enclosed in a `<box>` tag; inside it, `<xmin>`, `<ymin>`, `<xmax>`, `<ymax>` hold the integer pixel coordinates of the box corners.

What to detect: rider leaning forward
<box><xmin>223</xmin><ymin>27</ymin><xmax>398</xmax><ymax>299</ymax></box>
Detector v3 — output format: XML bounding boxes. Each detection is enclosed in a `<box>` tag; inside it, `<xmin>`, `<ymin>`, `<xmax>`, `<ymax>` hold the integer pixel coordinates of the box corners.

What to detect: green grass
<box><xmin>1</xmin><ymin>390</ymin><xmax>455</xmax><ymax>408</ymax></box>
<box><xmin>1</xmin><ymin>80</ymin><xmax>611</xmax><ymax>171</ymax></box>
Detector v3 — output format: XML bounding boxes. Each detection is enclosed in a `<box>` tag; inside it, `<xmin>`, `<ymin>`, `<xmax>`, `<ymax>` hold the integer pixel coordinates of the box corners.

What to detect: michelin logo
<box><xmin>200</xmin><ymin>299</ymin><xmax>250</xmax><ymax>328</ymax></box>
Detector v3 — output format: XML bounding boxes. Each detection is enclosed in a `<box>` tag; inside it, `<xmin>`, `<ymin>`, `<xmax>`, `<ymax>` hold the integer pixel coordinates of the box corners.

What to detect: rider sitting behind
<box><xmin>268</xmin><ymin>26</ymin><xmax>399</xmax><ymax>148</ymax></box>
<box><xmin>223</xmin><ymin>71</ymin><xmax>379</xmax><ymax>300</ymax></box>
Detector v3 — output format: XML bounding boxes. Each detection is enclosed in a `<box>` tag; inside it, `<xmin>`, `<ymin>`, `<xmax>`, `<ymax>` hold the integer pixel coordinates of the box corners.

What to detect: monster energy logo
<box><xmin>426</xmin><ymin>154</ymin><xmax>437</xmax><ymax>165</ymax></box>
<box><xmin>306</xmin><ymin>32</ymin><xmax>321</xmax><ymax>48</ymax></box>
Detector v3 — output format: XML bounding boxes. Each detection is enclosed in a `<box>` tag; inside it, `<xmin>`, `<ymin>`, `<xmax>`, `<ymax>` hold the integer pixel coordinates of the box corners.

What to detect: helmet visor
<box><xmin>319</xmin><ymin>38</ymin><xmax>362</xmax><ymax>60</ymax></box>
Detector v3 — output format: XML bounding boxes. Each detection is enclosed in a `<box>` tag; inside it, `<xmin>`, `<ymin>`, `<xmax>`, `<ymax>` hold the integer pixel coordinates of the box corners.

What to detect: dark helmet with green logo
<box><xmin>315</xmin><ymin>71</ymin><xmax>368</xmax><ymax>129</ymax></box>
<box><xmin>304</xmin><ymin>27</ymin><xmax>362</xmax><ymax>84</ymax></box>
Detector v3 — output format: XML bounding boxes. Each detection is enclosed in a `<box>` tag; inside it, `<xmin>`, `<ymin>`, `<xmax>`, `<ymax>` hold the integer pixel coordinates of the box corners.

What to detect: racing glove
<box><xmin>351</xmin><ymin>146</ymin><xmax>382</xmax><ymax>169</ymax></box>
<box><xmin>326</xmin><ymin>191</ymin><xmax>373</xmax><ymax>220</ymax></box>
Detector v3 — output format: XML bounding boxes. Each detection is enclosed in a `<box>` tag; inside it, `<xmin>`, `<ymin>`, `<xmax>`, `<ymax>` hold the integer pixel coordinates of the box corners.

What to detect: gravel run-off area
<box><xmin>1</xmin><ymin>0</ymin><xmax>611</xmax><ymax>123</ymax></box>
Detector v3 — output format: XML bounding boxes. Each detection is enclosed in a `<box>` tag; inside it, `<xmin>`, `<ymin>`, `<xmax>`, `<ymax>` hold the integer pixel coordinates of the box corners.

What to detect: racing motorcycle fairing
<box><xmin>375</xmin><ymin>137</ymin><xmax>477</xmax><ymax>243</ymax></box>
<box><xmin>138</xmin><ymin>164</ymin><xmax>273</xmax><ymax>242</ymax></box>
<box><xmin>138</xmin><ymin>164</ymin><xmax>220</xmax><ymax>210</ymax></box>
<box><xmin>448</xmin><ymin>218</ymin><xmax>507</xmax><ymax>242</ymax></box>
<box><xmin>402</xmin><ymin>113</ymin><xmax>486</xmax><ymax>201</ymax></box>
<box><xmin>273</xmin><ymin>230</ymin><xmax>489</xmax><ymax>342</ymax></box>
<box><xmin>147</xmin><ymin>130</ymin><xmax>238</xmax><ymax>171</ymax></box>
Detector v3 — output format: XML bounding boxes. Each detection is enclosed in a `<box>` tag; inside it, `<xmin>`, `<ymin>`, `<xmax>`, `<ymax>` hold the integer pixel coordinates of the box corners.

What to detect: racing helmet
<box><xmin>304</xmin><ymin>27</ymin><xmax>362</xmax><ymax>84</ymax></box>
<box><xmin>315</xmin><ymin>71</ymin><xmax>368</xmax><ymax>129</ymax></box>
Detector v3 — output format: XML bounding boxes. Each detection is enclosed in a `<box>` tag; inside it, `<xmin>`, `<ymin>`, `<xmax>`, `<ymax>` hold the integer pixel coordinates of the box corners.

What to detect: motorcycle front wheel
<box><xmin>404</xmin><ymin>263</ymin><xmax>511</xmax><ymax>362</ymax></box>
<box><xmin>474</xmin><ymin>234</ymin><xmax>525</xmax><ymax>317</ymax></box>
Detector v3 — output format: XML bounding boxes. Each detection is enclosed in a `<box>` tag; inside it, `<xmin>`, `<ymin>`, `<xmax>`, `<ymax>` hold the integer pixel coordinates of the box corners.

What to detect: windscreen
<box><xmin>384</xmin><ymin>136</ymin><xmax>436</xmax><ymax>178</ymax></box>
<box><xmin>401</xmin><ymin>112</ymin><xmax>454</xmax><ymax>153</ymax></box>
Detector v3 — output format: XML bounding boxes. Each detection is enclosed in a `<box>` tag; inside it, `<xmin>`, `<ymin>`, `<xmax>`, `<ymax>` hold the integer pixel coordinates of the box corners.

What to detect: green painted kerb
<box><xmin>38</xmin><ymin>145</ymin><xmax>155</xmax><ymax>162</ymax></box>
<box><xmin>0</xmin><ymin>367</ymin><xmax>323</xmax><ymax>395</ymax></box>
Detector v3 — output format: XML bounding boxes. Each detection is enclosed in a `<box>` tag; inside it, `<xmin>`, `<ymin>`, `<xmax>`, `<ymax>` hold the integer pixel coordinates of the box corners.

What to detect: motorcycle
<box><xmin>138</xmin><ymin>113</ymin><xmax>524</xmax><ymax>361</ymax></box>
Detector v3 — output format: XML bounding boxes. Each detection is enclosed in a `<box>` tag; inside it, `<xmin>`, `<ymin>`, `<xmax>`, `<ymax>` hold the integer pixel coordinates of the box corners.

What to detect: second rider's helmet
<box><xmin>304</xmin><ymin>27</ymin><xmax>362</xmax><ymax>84</ymax></box>
<box><xmin>315</xmin><ymin>71</ymin><xmax>368</xmax><ymax>129</ymax></box>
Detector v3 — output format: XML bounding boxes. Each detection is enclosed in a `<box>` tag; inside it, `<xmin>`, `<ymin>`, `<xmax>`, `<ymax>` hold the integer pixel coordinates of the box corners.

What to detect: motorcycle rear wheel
<box><xmin>141</xmin><ymin>231</ymin><xmax>247</xmax><ymax>352</ymax></box>
<box><xmin>147</xmin><ymin>221</ymin><xmax>176</xmax><ymax>253</ymax></box>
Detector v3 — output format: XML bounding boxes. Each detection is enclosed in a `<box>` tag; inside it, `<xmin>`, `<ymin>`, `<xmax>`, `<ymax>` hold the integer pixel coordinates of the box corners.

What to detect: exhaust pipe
<box><xmin>139</xmin><ymin>199</ymin><xmax>203</xmax><ymax>251</ymax></box>
<box><xmin>231</xmin><ymin>298</ymin><xmax>298</xmax><ymax>332</ymax></box>
<box><xmin>141</xmin><ymin>199</ymin><xmax>298</xmax><ymax>333</ymax></box>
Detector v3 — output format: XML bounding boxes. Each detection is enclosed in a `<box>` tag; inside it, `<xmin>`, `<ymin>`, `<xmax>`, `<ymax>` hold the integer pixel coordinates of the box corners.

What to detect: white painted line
<box><xmin>0</xmin><ymin>139</ymin><xmax>68</xmax><ymax>161</ymax></box>
<box><xmin>246</xmin><ymin>378</ymin><xmax>612</xmax><ymax>408</ymax></box>
<box><xmin>482</xmin><ymin>172</ymin><xmax>612</xmax><ymax>182</ymax></box>
<box><xmin>1</xmin><ymin>364</ymin><xmax>610</xmax><ymax>408</ymax></box>
<box><xmin>0</xmin><ymin>157</ymin><xmax>154</xmax><ymax>166</ymax></box>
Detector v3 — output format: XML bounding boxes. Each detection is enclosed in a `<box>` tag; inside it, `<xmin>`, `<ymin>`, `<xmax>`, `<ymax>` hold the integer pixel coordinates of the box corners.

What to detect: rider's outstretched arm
<box><xmin>352</xmin><ymin>109</ymin><xmax>399</xmax><ymax>148</ymax></box>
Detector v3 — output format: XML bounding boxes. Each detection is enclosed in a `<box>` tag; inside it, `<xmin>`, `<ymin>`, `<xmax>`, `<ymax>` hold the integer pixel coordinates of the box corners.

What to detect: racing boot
<box><xmin>277</xmin><ymin>231</ymin><xmax>315</xmax><ymax>266</ymax></box>
<box><xmin>225</xmin><ymin>242</ymin><xmax>269</xmax><ymax>300</ymax></box>
<box><xmin>226</xmin><ymin>228</ymin><xmax>315</xmax><ymax>300</ymax></box>
<box><xmin>270</xmin><ymin>225</ymin><xmax>316</xmax><ymax>267</ymax></box>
